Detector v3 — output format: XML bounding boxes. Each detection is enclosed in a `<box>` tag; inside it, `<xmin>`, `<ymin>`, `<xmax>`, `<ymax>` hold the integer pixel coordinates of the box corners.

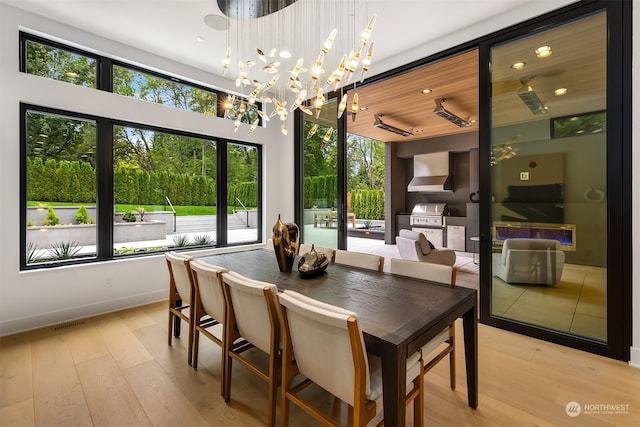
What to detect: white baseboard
<box><xmin>0</xmin><ymin>290</ymin><xmax>167</xmax><ymax>337</ymax></box>
<box><xmin>629</xmin><ymin>346</ymin><xmax>640</xmax><ymax>368</ymax></box>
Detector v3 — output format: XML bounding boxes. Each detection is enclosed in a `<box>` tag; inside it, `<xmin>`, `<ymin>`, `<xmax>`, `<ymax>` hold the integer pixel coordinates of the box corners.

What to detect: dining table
<box><xmin>199</xmin><ymin>248</ymin><xmax>478</xmax><ymax>426</ymax></box>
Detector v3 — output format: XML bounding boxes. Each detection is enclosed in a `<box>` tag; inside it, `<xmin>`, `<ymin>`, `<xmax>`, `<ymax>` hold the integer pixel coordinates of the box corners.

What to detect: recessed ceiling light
<box><xmin>279</xmin><ymin>50</ymin><xmax>292</xmax><ymax>59</ymax></box>
<box><xmin>196</xmin><ymin>36</ymin><xmax>205</xmax><ymax>42</ymax></box>
<box><xmin>554</xmin><ymin>87</ymin><xmax>568</xmax><ymax>96</ymax></box>
<box><xmin>510</xmin><ymin>62</ymin><xmax>526</xmax><ymax>70</ymax></box>
<box><xmin>203</xmin><ymin>14</ymin><xmax>230</xmax><ymax>31</ymax></box>
<box><xmin>421</xmin><ymin>88</ymin><xmax>432</xmax><ymax>94</ymax></box>
<box><xmin>535</xmin><ymin>45</ymin><xmax>552</xmax><ymax>58</ymax></box>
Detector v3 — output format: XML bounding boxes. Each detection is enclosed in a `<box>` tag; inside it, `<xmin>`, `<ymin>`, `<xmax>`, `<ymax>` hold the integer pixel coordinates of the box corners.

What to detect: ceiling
<box><xmin>2</xmin><ymin>0</ymin><xmax>597</xmax><ymax>143</ymax></box>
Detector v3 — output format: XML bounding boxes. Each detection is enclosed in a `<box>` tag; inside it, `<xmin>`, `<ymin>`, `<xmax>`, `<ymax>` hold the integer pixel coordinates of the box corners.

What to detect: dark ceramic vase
<box><xmin>272</xmin><ymin>214</ymin><xmax>299</xmax><ymax>272</ymax></box>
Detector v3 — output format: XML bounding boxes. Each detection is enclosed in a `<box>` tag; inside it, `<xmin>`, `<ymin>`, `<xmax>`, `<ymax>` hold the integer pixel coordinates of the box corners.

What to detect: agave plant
<box><xmin>26</xmin><ymin>241</ymin><xmax>38</xmax><ymax>263</ymax></box>
<box><xmin>171</xmin><ymin>234</ymin><xmax>190</xmax><ymax>247</ymax></box>
<box><xmin>192</xmin><ymin>234</ymin><xmax>214</xmax><ymax>246</ymax></box>
<box><xmin>47</xmin><ymin>241</ymin><xmax>81</xmax><ymax>260</ymax></box>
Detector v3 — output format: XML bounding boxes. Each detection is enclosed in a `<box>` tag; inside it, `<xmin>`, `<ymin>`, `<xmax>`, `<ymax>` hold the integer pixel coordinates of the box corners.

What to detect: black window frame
<box><xmin>19</xmin><ymin>31</ymin><xmax>262</xmax><ymax>124</ymax></box>
<box><xmin>20</xmin><ymin>103</ymin><xmax>262</xmax><ymax>270</ymax></box>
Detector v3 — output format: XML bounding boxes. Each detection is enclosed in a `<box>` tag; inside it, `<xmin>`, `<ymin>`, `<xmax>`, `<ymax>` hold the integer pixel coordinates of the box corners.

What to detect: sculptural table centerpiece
<box><xmin>272</xmin><ymin>214</ymin><xmax>299</xmax><ymax>272</ymax></box>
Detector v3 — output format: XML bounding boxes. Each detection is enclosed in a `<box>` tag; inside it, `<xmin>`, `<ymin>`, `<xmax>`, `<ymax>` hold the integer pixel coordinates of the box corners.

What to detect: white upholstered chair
<box><xmin>265</xmin><ymin>237</ymin><xmax>274</xmax><ymax>250</ymax></box>
<box><xmin>165</xmin><ymin>251</ymin><xmax>197</xmax><ymax>365</ymax></box>
<box><xmin>390</xmin><ymin>258</ymin><xmax>457</xmax><ymax>390</ymax></box>
<box><xmin>220</xmin><ymin>271</ymin><xmax>281</xmax><ymax>427</ymax></box>
<box><xmin>277</xmin><ymin>290</ymin><xmax>423</xmax><ymax>427</ymax></box>
<box><xmin>189</xmin><ymin>259</ymin><xmax>228</xmax><ymax>394</ymax></box>
<box><xmin>333</xmin><ymin>249</ymin><xmax>384</xmax><ymax>272</ymax></box>
<box><xmin>492</xmin><ymin>238</ymin><xmax>565</xmax><ymax>285</ymax></box>
<box><xmin>395</xmin><ymin>229</ymin><xmax>456</xmax><ymax>266</ymax></box>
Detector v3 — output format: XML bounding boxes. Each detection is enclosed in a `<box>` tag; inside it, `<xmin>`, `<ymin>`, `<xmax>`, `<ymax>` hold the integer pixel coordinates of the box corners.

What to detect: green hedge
<box><xmin>228</xmin><ymin>181</ymin><xmax>258</xmax><ymax>208</ymax></box>
<box><xmin>302</xmin><ymin>175</ymin><xmax>384</xmax><ymax>220</ymax></box>
<box><xmin>26</xmin><ymin>158</ymin><xmax>218</xmax><ymax>206</ymax></box>
<box><xmin>350</xmin><ymin>189</ymin><xmax>384</xmax><ymax>220</ymax></box>
<box><xmin>303</xmin><ymin>174</ymin><xmax>337</xmax><ymax>209</ymax></box>
<box><xmin>26</xmin><ymin>158</ymin><xmax>383</xmax><ymax>217</ymax></box>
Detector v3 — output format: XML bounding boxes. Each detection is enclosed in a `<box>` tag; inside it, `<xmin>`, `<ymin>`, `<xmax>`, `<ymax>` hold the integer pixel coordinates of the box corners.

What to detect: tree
<box><xmin>347</xmin><ymin>134</ymin><xmax>384</xmax><ymax>191</ymax></box>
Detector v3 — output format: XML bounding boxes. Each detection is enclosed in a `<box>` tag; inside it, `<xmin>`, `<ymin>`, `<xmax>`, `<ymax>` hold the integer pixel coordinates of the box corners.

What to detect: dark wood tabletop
<box><xmin>199</xmin><ymin>248</ymin><xmax>478</xmax><ymax>425</ymax></box>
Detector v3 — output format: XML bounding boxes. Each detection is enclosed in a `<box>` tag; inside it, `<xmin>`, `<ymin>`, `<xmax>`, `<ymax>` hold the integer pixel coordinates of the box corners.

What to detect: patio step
<box><xmin>174</xmin><ymin>214</ymin><xmax>248</xmax><ymax>233</ymax></box>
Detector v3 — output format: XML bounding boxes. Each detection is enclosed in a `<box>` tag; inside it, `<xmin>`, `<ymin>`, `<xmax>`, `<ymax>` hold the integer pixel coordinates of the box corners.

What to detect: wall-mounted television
<box><xmin>492</xmin><ymin>221</ymin><xmax>576</xmax><ymax>251</ymax></box>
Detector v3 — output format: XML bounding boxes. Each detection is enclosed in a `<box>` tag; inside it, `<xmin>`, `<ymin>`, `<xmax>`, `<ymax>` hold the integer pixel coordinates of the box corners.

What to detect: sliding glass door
<box><xmin>481</xmin><ymin>2</ymin><xmax>630</xmax><ymax>360</ymax></box>
<box><xmin>298</xmin><ymin>98</ymin><xmax>340</xmax><ymax>249</ymax></box>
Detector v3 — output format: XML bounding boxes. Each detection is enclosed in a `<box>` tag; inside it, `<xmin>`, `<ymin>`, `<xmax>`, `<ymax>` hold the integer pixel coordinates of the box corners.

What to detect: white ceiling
<box><xmin>2</xmin><ymin>0</ymin><xmax>573</xmax><ymax>79</ymax></box>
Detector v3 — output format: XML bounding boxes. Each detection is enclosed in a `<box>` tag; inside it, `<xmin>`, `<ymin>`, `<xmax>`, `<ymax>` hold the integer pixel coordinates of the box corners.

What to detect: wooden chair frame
<box><xmin>221</xmin><ymin>274</ymin><xmax>281</xmax><ymax>427</ymax></box>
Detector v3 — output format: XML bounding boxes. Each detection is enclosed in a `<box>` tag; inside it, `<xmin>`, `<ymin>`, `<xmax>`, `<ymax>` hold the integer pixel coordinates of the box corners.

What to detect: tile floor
<box><xmin>344</xmin><ymin>235</ymin><xmax>607</xmax><ymax>342</ymax></box>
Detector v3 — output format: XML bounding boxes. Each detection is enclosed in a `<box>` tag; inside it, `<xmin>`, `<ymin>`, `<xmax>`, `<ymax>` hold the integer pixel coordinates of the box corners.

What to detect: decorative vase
<box><xmin>272</xmin><ymin>214</ymin><xmax>299</xmax><ymax>272</ymax></box>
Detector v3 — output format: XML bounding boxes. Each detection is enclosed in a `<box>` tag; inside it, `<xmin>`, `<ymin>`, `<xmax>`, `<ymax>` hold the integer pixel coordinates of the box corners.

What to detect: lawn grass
<box><xmin>26</xmin><ymin>201</ymin><xmax>254</xmax><ymax>216</ymax></box>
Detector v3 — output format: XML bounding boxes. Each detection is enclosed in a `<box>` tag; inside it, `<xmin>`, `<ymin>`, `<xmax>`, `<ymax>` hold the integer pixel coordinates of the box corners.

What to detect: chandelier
<box><xmin>490</xmin><ymin>136</ymin><xmax>519</xmax><ymax>166</ymax></box>
<box><xmin>210</xmin><ymin>0</ymin><xmax>376</xmax><ymax>136</ymax></box>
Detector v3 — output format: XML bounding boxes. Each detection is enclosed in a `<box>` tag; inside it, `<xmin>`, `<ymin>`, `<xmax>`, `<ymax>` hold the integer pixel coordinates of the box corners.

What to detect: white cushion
<box><xmin>390</xmin><ymin>258</ymin><xmax>454</xmax><ymax>285</ymax></box>
<box><xmin>190</xmin><ymin>259</ymin><xmax>228</xmax><ymax>322</ymax></box>
<box><xmin>334</xmin><ymin>249</ymin><xmax>382</xmax><ymax>271</ymax></box>
<box><xmin>222</xmin><ymin>272</ymin><xmax>278</xmax><ymax>354</ymax></box>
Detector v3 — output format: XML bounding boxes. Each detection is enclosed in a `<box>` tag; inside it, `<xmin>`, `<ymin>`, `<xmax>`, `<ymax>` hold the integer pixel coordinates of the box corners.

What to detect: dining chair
<box><xmin>278</xmin><ymin>290</ymin><xmax>424</xmax><ymax>427</ymax></box>
<box><xmin>220</xmin><ymin>271</ymin><xmax>281</xmax><ymax>427</ymax></box>
<box><xmin>189</xmin><ymin>259</ymin><xmax>228</xmax><ymax>392</ymax></box>
<box><xmin>266</xmin><ymin>237</ymin><xmax>274</xmax><ymax>250</ymax></box>
<box><xmin>165</xmin><ymin>251</ymin><xmax>197</xmax><ymax>365</ymax></box>
<box><xmin>333</xmin><ymin>249</ymin><xmax>384</xmax><ymax>272</ymax></box>
<box><xmin>390</xmin><ymin>258</ymin><xmax>457</xmax><ymax>389</ymax></box>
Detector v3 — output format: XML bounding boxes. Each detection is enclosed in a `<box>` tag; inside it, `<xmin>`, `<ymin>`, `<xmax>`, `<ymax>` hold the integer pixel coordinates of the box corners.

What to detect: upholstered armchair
<box><xmin>395</xmin><ymin>229</ymin><xmax>456</xmax><ymax>266</ymax></box>
<box><xmin>492</xmin><ymin>238</ymin><xmax>565</xmax><ymax>285</ymax></box>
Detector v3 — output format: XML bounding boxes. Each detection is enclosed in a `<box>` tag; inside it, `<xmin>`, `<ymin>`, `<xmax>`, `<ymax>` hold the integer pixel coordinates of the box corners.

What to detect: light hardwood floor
<box><xmin>1</xmin><ymin>301</ymin><xmax>639</xmax><ymax>427</ymax></box>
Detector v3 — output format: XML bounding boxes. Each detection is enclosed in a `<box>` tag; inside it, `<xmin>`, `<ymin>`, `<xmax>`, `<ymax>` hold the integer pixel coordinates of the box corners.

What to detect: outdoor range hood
<box><xmin>407</xmin><ymin>151</ymin><xmax>454</xmax><ymax>193</ymax></box>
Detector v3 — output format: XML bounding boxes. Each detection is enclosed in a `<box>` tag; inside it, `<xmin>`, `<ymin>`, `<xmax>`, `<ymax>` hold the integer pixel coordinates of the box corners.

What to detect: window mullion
<box><xmin>96</xmin><ymin>119</ymin><xmax>113</xmax><ymax>259</ymax></box>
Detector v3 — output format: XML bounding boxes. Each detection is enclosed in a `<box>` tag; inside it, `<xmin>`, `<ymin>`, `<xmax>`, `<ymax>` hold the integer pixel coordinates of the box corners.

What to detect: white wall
<box><xmin>0</xmin><ymin>4</ymin><xmax>294</xmax><ymax>335</ymax></box>
<box><xmin>1</xmin><ymin>1</ymin><xmax>637</xmax><ymax>366</ymax></box>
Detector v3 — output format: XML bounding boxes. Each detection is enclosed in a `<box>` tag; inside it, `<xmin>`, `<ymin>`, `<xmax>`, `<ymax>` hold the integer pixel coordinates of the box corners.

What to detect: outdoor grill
<box><xmin>409</xmin><ymin>203</ymin><xmax>448</xmax><ymax>227</ymax></box>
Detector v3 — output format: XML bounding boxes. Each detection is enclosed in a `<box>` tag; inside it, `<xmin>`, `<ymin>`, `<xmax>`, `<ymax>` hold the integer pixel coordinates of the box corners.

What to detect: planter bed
<box><xmin>27</xmin><ymin>220</ymin><xmax>167</xmax><ymax>249</ymax></box>
<box><xmin>347</xmin><ymin>227</ymin><xmax>385</xmax><ymax>240</ymax></box>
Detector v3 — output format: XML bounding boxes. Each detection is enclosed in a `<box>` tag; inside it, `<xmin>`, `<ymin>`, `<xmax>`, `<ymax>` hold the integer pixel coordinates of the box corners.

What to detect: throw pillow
<box><xmin>417</xmin><ymin>232</ymin><xmax>432</xmax><ymax>255</ymax></box>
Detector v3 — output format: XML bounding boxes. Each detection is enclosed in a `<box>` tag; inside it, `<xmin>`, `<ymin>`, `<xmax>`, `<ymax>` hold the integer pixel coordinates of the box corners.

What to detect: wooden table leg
<box><xmin>381</xmin><ymin>341</ymin><xmax>406</xmax><ymax>426</ymax></box>
<box><xmin>463</xmin><ymin>303</ymin><xmax>478</xmax><ymax>409</ymax></box>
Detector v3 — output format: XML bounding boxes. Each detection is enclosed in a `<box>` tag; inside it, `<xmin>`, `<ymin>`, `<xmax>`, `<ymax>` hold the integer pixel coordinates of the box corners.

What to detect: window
<box><xmin>227</xmin><ymin>143</ymin><xmax>259</xmax><ymax>244</ymax></box>
<box><xmin>22</xmin><ymin>36</ymin><xmax>97</xmax><ymax>88</ymax></box>
<box><xmin>19</xmin><ymin>36</ymin><xmax>263</xmax><ymax>269</ymax></box>
<box><xmin>551</xmin><ymin>110</ymin><xmax>606</xmax><ymax>138</ymax></box>
<box><xmin>20</xmin><ymin>32</ymin><xmax>260</xmax><ymax>125</ymax></box>
<box><xmin>113</xmin><ymin>125</ymin><xmax>218</xmax><ymax>255</ymax></box>
<box><xmin>113</xmin><ymin>65</ymin><xmax>217</xmax><ymax>116</ymax></box>
<box><xmin>24</xmin><ymin>109</ymin><xmax>97</xmax><ymax>265</ymax></box>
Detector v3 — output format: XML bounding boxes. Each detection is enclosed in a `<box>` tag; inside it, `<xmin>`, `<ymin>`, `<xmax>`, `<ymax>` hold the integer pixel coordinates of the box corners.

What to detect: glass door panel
<box><xmin>227</xmin><ymin>142</ymin><xmax>259</xmax><ymax>244</ymax></box>
<box><xmin>489</xmin><ymin>12</ymin><xmax>607</xmax><ymax>342</ymax></box>
<box><xmin>301</xmin><ymin>98</ymin><xmax>339</xmax><ymax>250</ymax></box>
